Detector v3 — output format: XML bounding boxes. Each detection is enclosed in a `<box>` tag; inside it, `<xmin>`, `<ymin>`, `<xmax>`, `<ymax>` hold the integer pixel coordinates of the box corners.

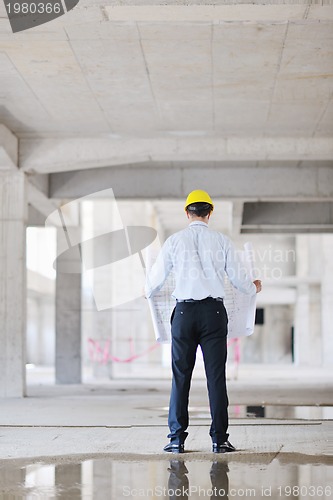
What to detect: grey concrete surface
<box><xmin>0</xmin><ymin>372</ymin><xmax>332</xmax><ymax>462</ymax></box>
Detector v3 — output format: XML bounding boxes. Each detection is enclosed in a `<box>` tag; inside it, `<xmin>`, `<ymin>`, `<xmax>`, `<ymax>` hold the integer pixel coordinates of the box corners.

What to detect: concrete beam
<box><xmin>242</xmin><ymin>227</ymin><xmax>333</xmax><ymax>234</ymax></box>
<box><xmin>81</xmin><ymin>1</ymin><xmax>333</xmax><ymax>7</ymax></box>
<box><xmin>27</xmin><ymin>175</ymin><xmax>77</xmax><ymax>227</ymax></box>
<box><xmin>243</xmin><ymin>202</ymin><xmax>333</xmax><ymax>225</ymax></box>
<box><xmin>242</xmin><ymin>202</ymin><xmax>333</xmax><ymax>233</ymax></box>
<box><xmin>20</xmin><ymin>137</ymin><xmax>333</xmax><ymax>174</ymax></box>
<box><xmin>103</xmin><ymin>4</ymin><xmax>333</xmax><ymax>22</ymax></box>
<box><xmin>28</xmin><ymin>205</ymin><xmax>48</xmax><ymax>226</ymax></box>
<box><xmin>0</xmin><ymin>125</ymin><xmax>18</xmax><ymax>171</ymax></box>
<box><xmin>27</xmin><ymin>174</ymin><xmax>49</xmax><ymax>197</ymax></box>
<box><xmin>49</xmin><ymin>162</ymin><xmax>333</xmax><ymax>201</ymax></box>
<box><xmin>5</xmin><ymin>3</ymin><xmax>327</xmax><ymax>37</ymax></box>
<box><xmin>27</xmin><ymin>179</ymin><xmax>61</xmax><ymax>223</ymax></box>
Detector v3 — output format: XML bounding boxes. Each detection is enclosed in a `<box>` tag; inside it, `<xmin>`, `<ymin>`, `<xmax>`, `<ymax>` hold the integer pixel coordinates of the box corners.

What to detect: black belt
<box><xmin>177</xmin><ymin>297</ymin><xmax>223</xmax><ymax>303</ymax></box>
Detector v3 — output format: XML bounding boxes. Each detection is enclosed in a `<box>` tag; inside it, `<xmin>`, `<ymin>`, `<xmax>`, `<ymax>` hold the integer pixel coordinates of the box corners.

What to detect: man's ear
<box><xmin>186</xmin><ymin>211</ymin><xmax>190</xmax><ymax>220</ymax></box>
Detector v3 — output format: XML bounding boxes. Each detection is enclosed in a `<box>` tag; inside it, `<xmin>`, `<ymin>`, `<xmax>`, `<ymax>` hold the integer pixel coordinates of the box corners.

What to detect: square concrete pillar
<box><xmin>55</xmin><ymin>464</ymin><xmax>82</xmax><ymax>498</ymax></box>
<box><xmin>55</xmin><ymin>229</ymin><xmax>82</xmax><ymax>384</ymax></box>
<box><xmin>294</xmin><ymin>236</ymin><xmax>322</xmax><ymax>366</ymax></box>
<box><xmin>0</xmin><ymin>171</ymin><xmax>27</xmax><ymax>397</ymax></box>
<box><xmin>321</xmin><ymin>235</ymin><xmax>333</xmax><ymax>368</ymax></box>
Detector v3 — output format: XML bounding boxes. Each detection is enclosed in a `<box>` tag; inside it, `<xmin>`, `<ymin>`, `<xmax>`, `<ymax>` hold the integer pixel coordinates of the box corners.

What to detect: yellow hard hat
<box><xmin>184</xmin><ymin>190</ymin><xmax>214</xmax><ymax>211</ymax></box>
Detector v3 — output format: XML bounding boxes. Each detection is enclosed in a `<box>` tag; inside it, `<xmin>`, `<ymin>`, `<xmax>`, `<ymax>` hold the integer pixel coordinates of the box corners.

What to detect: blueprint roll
<box><xmin>145</xmin><ymin>241</ymin><xmax>176</xmax><ymax>344</ymax></box>
<box><xmin>224</xmin><ymin>242</ymin><xmax>257</xmax><ymax>339</ymax></box>
<box><xmin>4</xmin><ymin>0</ymin><xmax>80</xmax><ymax>33</ymax></box>
<box><xmin>244</xmin><ymin>242</ymin><xmax>257</xmax><ymax>337</ymax></box>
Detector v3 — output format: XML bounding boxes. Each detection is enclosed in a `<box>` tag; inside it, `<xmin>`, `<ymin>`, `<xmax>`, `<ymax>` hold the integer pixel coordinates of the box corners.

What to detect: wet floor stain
<box><xmin>153</xmin><ymin>405</ymin><xmax>333</xmax><ymax>420</ymax></box>
<box><xmin>0</xmin><ymin>454</ymin><xmax>332</xmax><ymax>500</ymax></box>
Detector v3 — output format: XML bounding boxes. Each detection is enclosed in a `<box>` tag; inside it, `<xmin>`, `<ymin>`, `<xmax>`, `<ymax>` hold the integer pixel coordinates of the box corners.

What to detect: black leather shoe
<box><xmin>163</xmin><ymin>443</ymin><xmax>185</xmax><ymax>454</ymax></box>
<box><xmin>212</xmin><ymin>441</ymin><xmax>236</xmax><ymax>453</ymax></box>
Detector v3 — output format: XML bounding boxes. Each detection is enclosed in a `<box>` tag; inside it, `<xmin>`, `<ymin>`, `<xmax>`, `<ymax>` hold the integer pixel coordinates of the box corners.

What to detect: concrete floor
<box><xmin>0</xmin><ymin>366</ymin><xmax>332</xmax><ymax>498</ymax></box>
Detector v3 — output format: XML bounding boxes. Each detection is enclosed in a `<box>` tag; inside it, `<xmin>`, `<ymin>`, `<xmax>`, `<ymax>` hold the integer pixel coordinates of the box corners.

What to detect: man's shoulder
<box><xmin>169</xmin><ymin>226</ymin><xmax>230</xmax><ymax>238</ymax></box>
<box><xmin>161</xmin><ymin>229</ymin><xmax>185</xmax><ymax>248</ymax></box>
<box><xmin>169</xmin><ymin>227</ymin><xmax>231</xmax><ymax>247</ymax></box>
<box><xmin>207</xmin><ymin>228</ymin><xmax>230</xmax><ymax>242</ymax></box>
<box><xmin>167</xmin><ymin>227</ymin><xmax>188</xmax><ymax>243</ymax></box>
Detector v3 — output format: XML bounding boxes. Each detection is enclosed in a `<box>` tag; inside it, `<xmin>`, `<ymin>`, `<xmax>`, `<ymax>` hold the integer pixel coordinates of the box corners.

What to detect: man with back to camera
<box><xmin>145</xmin><ymin>190</ymin><xmax>262</xmax><ymax>454</ymax></box>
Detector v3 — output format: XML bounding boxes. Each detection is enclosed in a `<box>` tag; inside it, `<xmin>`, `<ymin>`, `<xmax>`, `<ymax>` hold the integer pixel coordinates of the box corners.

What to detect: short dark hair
<box><xmin>186</xmin><ymin>202</ymin><xmax>213</xmax><ymax>217</ymax></box>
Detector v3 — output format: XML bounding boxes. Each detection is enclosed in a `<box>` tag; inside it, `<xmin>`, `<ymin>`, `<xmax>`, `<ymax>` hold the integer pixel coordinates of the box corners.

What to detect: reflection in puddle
<box><xmin>156</xmin><ymin>405</ymin><xmax>333</xmax><ymax>420</ymax></box>
<box><xmin>0</xmin><ymin>455</ymin><xmax>332</xmax><ymax>499</ymax></box>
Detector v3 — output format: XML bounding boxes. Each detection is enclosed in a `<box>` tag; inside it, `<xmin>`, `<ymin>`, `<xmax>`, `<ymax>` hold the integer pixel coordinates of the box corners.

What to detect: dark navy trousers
<box><xmin>168</xmin><ymin>298</ymin><xmax>229</xmax><ymax>445</ymax></box>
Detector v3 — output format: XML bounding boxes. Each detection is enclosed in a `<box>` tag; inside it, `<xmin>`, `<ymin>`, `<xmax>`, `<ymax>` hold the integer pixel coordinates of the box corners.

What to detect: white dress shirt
<box><xmin>145</xmin><ymin>221</ymin><xmax>256</xmax><ymax>300</ymax></box>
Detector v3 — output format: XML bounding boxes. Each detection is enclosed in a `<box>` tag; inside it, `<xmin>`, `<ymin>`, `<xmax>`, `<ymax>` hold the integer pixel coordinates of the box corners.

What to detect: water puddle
<box><xmin>0</xmin><ymin>455</ymin><xmax>332</xmax><ymax>499</ymax></box>
<box><xmin>154</xmin><ymin>405</ymin><xmax>333</xmax><ymax>420</ymax></box>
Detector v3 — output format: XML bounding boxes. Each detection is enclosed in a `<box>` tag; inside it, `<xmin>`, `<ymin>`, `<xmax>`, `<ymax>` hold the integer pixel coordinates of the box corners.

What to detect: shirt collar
<box><xmin>189</xmin><ymin>221</ymin><xmax>209</xmax><ymax>228</ymax></box>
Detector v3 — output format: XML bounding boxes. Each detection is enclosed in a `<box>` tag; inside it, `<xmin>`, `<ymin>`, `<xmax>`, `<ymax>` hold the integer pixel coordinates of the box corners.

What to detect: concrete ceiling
<box><xmin>0</xmin><ymin>3</ymin><xmax>332</xmax><ymax>139</ymax></box>
<box><xmin>0</xmin><ymin>1</ymin><xmax>332</xmax><ymax>233</ymax></box>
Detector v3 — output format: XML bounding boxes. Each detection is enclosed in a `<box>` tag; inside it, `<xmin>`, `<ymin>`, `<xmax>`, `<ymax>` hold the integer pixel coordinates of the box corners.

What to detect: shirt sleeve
<box><xmin>145</xmin><ymin>238</ymin><xmax>174</xmax><ymax>298</ymax></box>
<box><xmin>224</xmin><ymin>237</ymin><xmax>256</xmax><ymax>295</ymax></box>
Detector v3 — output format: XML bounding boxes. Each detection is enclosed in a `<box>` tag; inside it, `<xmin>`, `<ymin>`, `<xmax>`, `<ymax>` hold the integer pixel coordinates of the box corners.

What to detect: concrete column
<box><xmin>321</xmin><ymin>235</ymin><xmax>333</xmax><ymax>368</ymax></box>
<box><xmin>262</xmin><ymin>305</ymin><xmax>293</xmax><ymax>364</ymax></box>
<box><xmin>55</xmin><ymin>229</ymin><xmax>82</xmax><ymax>384</ymax></box>
<box><xmin>93</xmin><ymin>460</ymin><xmax>113</xmax><ymax>500</ymax></box>
<box><xmin>294</xmin><ymin>283</ymin><xmax>310</xmax><ymax>366</ymax></box>
<box><xmin>0</xmin><ymin>171</ymin><xmax>27</xmax><ymax>397</ymax></box>
<box><xmin>55</xmin><ymin>464</ymin><xmax>82</xmax><ymax>499</ymax></box>
<box><xmin>293</xmin><ymin>236</ymin><xmax>308</xmax><ymax>366</ymax></box>
<box><xmin>294</xmin><ymin>235</ymin><xmax>322</xmax><ymax>366</ymax></box>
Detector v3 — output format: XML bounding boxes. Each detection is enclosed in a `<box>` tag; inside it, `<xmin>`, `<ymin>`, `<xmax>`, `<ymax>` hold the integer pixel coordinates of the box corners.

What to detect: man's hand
<box><xmin>253</xmin><ymin>280</ymin><xmax>262</xmax><ymax>293</ymax></box>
